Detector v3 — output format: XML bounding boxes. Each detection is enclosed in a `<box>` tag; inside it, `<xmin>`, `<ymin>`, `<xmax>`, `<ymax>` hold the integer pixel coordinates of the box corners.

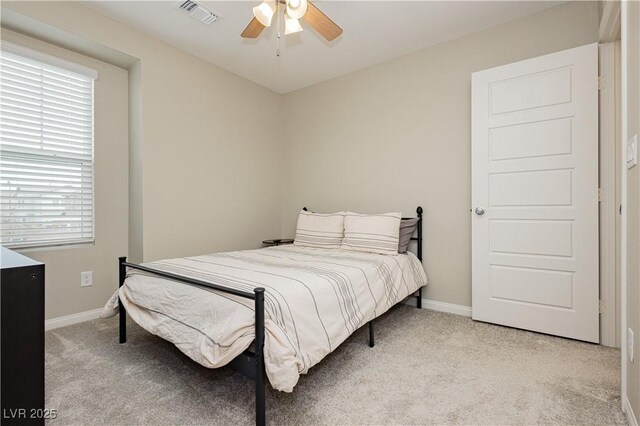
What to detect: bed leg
<box><xmin>416</xmin><ymin>207</ymin><xmax>424</xmax><ymax>311</ymax></box>
<box><xmin>254</xmin><ymin>287</ymin><xmax>266</xmax><ymax>426</ymax></box>
<box><xmin>119</xmin><ymin>256</ymin><xmax>127</xmax><ymax>344</ymax></box>
<box><xmin>369</xmin><ymin>320</ymin><xmax>375</xmax><ymax>348</ymax></box>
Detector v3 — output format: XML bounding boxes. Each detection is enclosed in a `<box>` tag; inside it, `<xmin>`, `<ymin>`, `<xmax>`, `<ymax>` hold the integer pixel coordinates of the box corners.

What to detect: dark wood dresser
<box><xmin>1</xmin><ymin>247</ymin><xmax>45</xmax><ymax>425</ymax></box>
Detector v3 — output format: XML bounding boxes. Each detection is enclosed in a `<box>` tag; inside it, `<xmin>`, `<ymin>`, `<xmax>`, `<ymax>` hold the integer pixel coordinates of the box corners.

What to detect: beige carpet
<box><xmin>45</xmin><ymin>305</ymin><xmax>625</xmax><ymax>425</ymax></box>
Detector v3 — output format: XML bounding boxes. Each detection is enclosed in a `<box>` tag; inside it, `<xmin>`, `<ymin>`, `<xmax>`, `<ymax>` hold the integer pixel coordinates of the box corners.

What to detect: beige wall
<box><xmin>1</xmin><ymin>2</ymin><xmax>603</xmax><ymax>322</ymax></box>
<box><xmin>0</xmin><ymin>29</ymin><xmax>129</xmax><ymax>320</ymax></box>
<box><xmin>281</xmin><ymin>1</ymin><xmax>600</xmax><ymax>307</ymax></box>
<box><xmin>624</xmin><ymin>0</ymin><xmax>640</xmax><ymax>419</ymax></box>
<box><xmin>2</xmin><ymin>1</ymin><xmax>284</xmax><ymax>262</ymax></box>
<box><xmin>138</xmin><ymin>52</ymin><xmax>283</xmax><ymax>261</ymax></box>
<box><xmin>1</xmin><ymin>2</ymin><xmax>285</xmax><ymax>320</ymax></box>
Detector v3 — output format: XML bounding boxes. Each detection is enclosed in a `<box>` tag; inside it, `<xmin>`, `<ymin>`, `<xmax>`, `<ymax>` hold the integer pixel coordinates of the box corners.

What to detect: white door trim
<box><xmin>599</xmin><ymin>42</ymin><xmax>620</xmax><ymax>348</ymax></box>
<box><xmin>620</xmin><ymin>0</ymin><xmax>628</xmax><ymax>409</ymax></box>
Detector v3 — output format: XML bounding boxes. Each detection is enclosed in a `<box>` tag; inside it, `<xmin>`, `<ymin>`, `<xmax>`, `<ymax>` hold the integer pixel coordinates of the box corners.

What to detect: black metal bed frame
<box><xmin>117</xmin><ymin>206</ymin><xmax>424</xmax><ymax>425</ymax></box>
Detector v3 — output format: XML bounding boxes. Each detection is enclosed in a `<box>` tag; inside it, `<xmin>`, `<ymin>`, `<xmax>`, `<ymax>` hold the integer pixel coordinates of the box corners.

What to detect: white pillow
<box><xmin>341</xmin><ymin>212</ymin><xmax>402</xmax><ymax>255</ymax></box>
<box><xmin>294</xmin><ymin>210</ymin><xmax>345</xmax><ymax>249</ymax></box>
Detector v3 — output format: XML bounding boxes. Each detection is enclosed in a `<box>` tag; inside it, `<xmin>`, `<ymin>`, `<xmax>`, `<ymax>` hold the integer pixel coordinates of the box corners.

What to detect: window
<box><xmin>0</xmin><ymin>42</ymin><xmax>98</xmax><ymax>249</ymax></box>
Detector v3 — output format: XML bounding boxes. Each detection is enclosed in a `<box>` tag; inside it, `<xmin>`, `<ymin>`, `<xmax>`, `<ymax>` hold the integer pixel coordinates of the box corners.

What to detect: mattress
<box><xmin>102</xmin><ymin>245</ymin><xmax>427</xmax><ymax>392</ymax></box>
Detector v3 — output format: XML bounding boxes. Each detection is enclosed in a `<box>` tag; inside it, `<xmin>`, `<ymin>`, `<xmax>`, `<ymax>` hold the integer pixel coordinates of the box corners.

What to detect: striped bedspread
<box><xmin>103</xmin><ymin>245</ymin><xmax>427</xmax><ymax>392</ymax></box>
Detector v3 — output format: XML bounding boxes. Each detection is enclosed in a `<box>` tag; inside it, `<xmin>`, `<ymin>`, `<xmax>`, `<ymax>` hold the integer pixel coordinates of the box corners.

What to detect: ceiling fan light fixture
<box><xmin>284</xmin><ymin>15</ymin><xmax>303</xmax><ymax>35</ymax></box>
<box><xmin>241</xmin><ymin>0</ymin><xmax>342</xmax><ymax>43</ymax></box>
<box><xmin>253</xmin><ymin>0</ymin><xmax>276</xmax><ymax>27</ymax></box>
<box><xmin>286</xmin><ymin>0</ymin><xmax>307</xmax><ymax>20</ymax></box>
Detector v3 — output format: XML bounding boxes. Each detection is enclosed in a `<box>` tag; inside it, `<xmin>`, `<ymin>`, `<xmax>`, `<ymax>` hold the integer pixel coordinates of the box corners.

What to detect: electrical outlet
<box><xmin>81</xmin><ymin>271</ymin><xmax>93</xmax><ymax>287</ymax></box>
<box><xmin>629</xmin><ymin>328</ymin><xmax>635</xmax><ymax>363</ymax></box>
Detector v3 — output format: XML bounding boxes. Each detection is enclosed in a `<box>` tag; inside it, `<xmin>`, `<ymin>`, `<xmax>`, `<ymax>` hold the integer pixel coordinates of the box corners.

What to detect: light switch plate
<box><xmin>627</xmin><ymin>135</ymin><xmax>638</xmax><ymax>169</ymax></box>
<box><xmin>629</xmin><ymin>328</ymin><xmax>635</xmax><ymax>363</ymax></box>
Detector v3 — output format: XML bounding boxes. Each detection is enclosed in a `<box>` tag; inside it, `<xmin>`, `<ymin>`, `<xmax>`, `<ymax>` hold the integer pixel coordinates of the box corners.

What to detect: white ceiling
<box><xmin>84</xmin><ymin>1</ymin><xmax>565</xmax><ymax>93</ymax></box>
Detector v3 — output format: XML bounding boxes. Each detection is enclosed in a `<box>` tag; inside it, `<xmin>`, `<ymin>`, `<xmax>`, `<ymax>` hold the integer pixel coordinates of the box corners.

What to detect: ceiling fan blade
<box><xmin>303</xmin><ymin>2</ymin><xmax>343</xmax><ymax>41</ymax></box>
<box><xmin>241</xmin><ymin>17</ymin><xmax>266</xmax><ymax>38</ymax></box>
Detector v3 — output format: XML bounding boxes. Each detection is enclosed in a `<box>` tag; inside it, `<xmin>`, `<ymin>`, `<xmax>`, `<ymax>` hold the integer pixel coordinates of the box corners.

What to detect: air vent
<box><xmin>179</xmin><ymin>0</ymin><xmax>221</xmax><ymax>25</ymax></box>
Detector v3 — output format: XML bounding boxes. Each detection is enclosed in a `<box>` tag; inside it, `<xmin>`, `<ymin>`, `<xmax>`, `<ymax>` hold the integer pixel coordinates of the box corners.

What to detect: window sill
<box><xmin>11</xmin><ymin>241</ymin><xmax>96</xmax><ymax>254</ymax></box>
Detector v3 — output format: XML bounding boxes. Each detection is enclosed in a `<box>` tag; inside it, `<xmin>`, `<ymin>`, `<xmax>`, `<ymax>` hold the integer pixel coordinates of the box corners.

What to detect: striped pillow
<box><xmin>341</xmin><ymin>212</ymin><xmax>402</xmax><ymax>255</ymax></box>
<box><xmin>294</xmin><ymin>210</ymin><xmax>345</xmax><ymax>249</ymax></box>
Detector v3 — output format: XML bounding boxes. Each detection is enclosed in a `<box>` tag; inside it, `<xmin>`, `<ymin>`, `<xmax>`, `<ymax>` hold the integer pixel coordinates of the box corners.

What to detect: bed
<box><xmin>105</xmin><ymin>207</ymin><xmax>427</xmax><ymax>425</ymax></box>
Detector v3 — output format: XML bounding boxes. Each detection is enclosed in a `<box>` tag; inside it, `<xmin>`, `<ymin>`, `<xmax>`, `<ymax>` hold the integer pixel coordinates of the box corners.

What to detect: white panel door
<box><xmin>471</xmin><ymin>43</ymin><xmax>599</xmax><ymax>343</ymax></box>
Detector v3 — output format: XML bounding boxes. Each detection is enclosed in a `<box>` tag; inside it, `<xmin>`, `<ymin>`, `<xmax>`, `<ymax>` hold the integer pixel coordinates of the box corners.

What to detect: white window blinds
<box><xmin>0</xmin><ymin>42</ymin><xmax>97</xmax><ymax>249</ymax></box>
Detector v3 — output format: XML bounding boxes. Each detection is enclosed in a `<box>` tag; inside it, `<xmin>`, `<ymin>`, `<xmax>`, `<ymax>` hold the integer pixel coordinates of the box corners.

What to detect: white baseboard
<box><xmin>45</xmin><ymin>308</ymin><xmax>102</xmax><ymax>331</ymax></box>
<box><xmin>422</xmin><ymin>299</ymin><xmax>472</xmax><ymax>317</ymax></box>
<box><xmin>50</xmin><ymin>299</ymin><xmax>473</xmax><ymax>330</ymax></box>
<box><xmin>624</xmin><ymin>394</ymin><xmax>638</xmax><ymax>426</ymax></box>
<box><xmin>405</xmin><ymin>297</ymin><xmax>472</xmax><ymax>317</ymax></box>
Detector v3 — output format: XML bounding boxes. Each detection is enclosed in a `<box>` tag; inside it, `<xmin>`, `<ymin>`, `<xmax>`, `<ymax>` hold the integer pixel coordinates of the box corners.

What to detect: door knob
<box><xmin>474</xmin><ymin>207</ymin><xmax>485</xmax><ymax>216</ymax></box>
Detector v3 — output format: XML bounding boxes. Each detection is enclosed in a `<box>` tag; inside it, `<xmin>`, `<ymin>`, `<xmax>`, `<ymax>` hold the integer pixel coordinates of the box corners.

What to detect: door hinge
<box><xmin>598</xmin><ymin>76</ymin><xmax>605</xmax><ymax>90</ymax></box>
<box><xmin>598</xmin><ymin>187</ymin><xmax>605</xmax><ymax>202</ymax></box>
<box><xmin>599</xmin><ymin>300</ymin><xmax>606</xmax><ymax>314</ymax></box>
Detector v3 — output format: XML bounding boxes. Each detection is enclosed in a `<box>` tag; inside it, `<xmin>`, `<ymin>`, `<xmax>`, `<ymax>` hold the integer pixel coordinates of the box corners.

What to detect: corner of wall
<box><xmin>128</xmin><ymin>60</ymin><xmax>143</xmax><ymax>262</ymax></box>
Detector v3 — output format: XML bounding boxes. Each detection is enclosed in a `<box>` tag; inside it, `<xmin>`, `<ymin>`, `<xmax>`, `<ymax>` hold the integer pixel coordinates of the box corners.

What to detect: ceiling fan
<box><xmin>241</xmin><ymin>0</ymin><xmax>343</xmax><ymax>44</ymax></box>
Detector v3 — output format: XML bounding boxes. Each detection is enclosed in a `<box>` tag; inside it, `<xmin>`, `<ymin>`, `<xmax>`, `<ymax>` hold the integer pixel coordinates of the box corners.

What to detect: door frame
<box><xmin>599</xmin><ymin>41</ymin><xmax>622</xmax><ymax>348</ymax></box>
<box><xmin>619</xmin><ymin>0</ymin><xmax>628</xmax><ymax>412</ymax></box>
<box><xmin>599</xmin><ymin>0</ymin><xmax>626</xmax><ymax>412</ymax></box>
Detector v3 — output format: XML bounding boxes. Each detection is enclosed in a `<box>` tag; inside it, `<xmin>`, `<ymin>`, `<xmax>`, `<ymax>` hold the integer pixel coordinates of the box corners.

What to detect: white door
<box><xmin>471</xmin><ymin>43</ymin><xmax>599</xmax><ymax>343</ymax></box>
